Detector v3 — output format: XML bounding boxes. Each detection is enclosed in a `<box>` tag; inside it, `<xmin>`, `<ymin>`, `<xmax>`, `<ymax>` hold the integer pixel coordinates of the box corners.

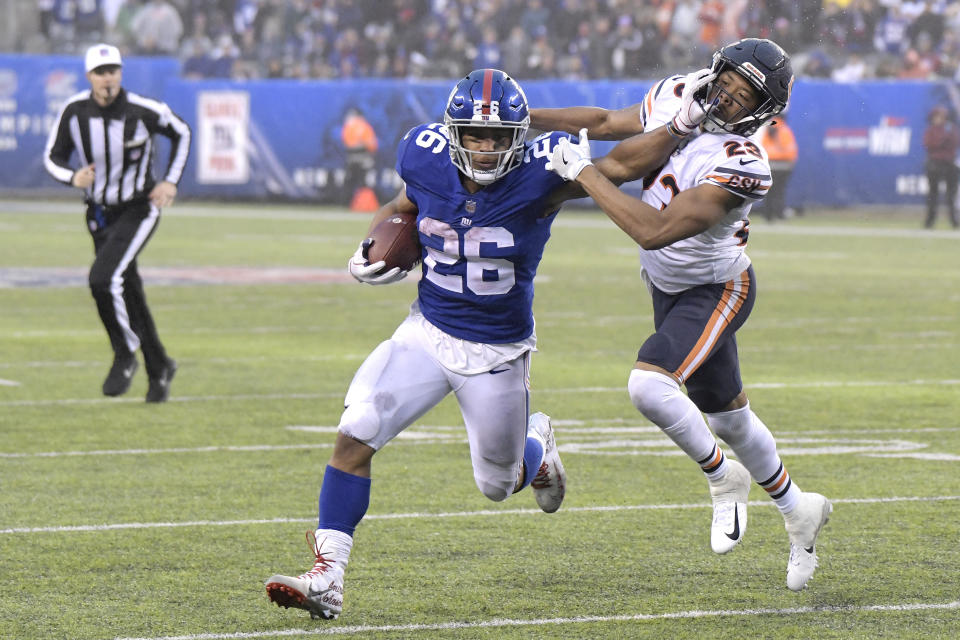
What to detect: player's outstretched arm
<box><xmin>547</xmin><ymin>129</ymin><xmax>739</xmax><ymax>249</ymax></box>
<box><xmin>543</xmin><ymin>124</ymin><xmax>685</xmax><ymax>213</ymax></box>
<box><xmin>530</xmin><ymin>105</ymin><xmax>645</xmax><ymax>140</ymax></box>
<box><xmin>578</xmin><ymin>169</ymin><xmax>740</xmax><ymax>249</ymax></box>
<box><xmin>594</xmin><ymin>125</ymin><xmax>686</xmax><ymax>185</ymax></box>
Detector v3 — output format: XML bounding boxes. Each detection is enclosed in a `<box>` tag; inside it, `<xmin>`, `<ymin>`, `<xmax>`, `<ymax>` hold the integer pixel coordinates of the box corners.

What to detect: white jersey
<box><xmin>636</xmin><ymin>75</ymin><xmax>773</xmax><ymax>293</ymax></box>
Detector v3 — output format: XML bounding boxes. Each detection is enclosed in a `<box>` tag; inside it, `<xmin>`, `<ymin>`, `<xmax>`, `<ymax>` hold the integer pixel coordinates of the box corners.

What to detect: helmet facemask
<box><xmin>700</xmin><ymin>58</ymin><xmax>785</xmax><ymax>136</ymax></box>
<box><xmin>444</xmin><ymin>119</ymin><xmax>528</xmax><ymax>185</ymax></box>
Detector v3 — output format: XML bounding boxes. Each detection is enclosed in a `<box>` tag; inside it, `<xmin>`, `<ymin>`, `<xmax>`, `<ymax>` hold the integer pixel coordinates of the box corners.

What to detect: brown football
<box><xmin>365</xmin><ymin>211</ymin><xmax>421</xmax><ymax>272</ymax></box>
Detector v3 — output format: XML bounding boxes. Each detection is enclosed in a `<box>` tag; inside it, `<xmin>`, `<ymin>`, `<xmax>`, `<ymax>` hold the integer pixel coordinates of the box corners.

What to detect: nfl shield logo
<box><xmin>465</xmin><ymin>200</ymin><xmax>476</xmax><ymax>214</ymax></box>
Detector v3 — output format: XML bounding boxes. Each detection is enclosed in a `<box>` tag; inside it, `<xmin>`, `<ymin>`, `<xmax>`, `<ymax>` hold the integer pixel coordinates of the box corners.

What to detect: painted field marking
<box><xmin>113</xmin><ymin>600</ymin><xmax>960</xmax><ymax>640</ymax></box>
<box><xmin>2</xmin><ymin>377</ymin><xmax>960</xmax><ymax>408</ymax></box>
<box><xmin>3</xmin><ymin>495</ymin><xmax>959</xmax><ymax>535</ymax></box>
<box><xmin>0</xmin><ymin>355</ymin><xmax>370</xmax><ymax>369</ymax></box>
<box><xmin>3</xmin><ymin>423</ymin><xmax>955</xmax><ymax>461</ymax></box>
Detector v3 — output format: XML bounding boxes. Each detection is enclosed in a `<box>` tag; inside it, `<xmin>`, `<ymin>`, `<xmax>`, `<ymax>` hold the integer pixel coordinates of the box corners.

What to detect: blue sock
<box><xmin>317</xmin><ymin>465</ymin><xmax>371</xmax><ymax>536</ymax></box>
<box><xmin>519</xmin><ymin>435</ymin><xmax>544</xmax><ymax>491</ymax></box>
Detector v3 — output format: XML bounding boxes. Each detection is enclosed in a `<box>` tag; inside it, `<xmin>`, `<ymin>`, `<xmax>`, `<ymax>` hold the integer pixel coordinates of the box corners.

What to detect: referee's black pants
<box><xmin>86</xmin><ymin>200</ymin><xmax>170</xmax><ymax>378</ymax></box>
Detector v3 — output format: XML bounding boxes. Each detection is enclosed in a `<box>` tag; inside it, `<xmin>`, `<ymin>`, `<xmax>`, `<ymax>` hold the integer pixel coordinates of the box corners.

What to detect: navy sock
<box><xmin>317</xmin><ymin>465</ymin><xmax>371</xmax><ymax>536</ymax></box>
<box><xmin>518</xmin><ymin>434</ymin><xmax>544</xmax><ymax>491</ymax></box>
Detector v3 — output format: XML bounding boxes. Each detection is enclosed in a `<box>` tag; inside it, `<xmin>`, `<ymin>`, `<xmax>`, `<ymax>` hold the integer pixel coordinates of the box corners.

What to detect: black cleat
<box><xmin>146</xmin><ymin>359</ymin><xmax>177</xmax><ymax>403</ymax></box>
<box><xmin>102</xmin><ymin>354</ymin><xmax>138</xmax><ymax>397</ymax></box>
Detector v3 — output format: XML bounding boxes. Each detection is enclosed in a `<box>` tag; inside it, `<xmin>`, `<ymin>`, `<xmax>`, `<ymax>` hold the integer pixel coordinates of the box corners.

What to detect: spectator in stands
<box><xmin>843</xmin><ymin>0</ymin><xmax>884</xmax><ymax>55</ymax></box>
<box><xmin>770</xmin><ymin>16</ymin><xmax>799</xmax><ymax>54</ymax></box>
<box><xmin>671</xmin><ymin>0</ymin><xmax>703</xmax><ymax>47</ymax></box>
<box><xmin>832</xmin><ymin>52</ymin><xmax>869</xmax><ymax>81</ymax></box>
<box><xmin>179</xmin><ymin>12</ymin><xmax>213</xmax><ymax>78</ymax></box>
<box><xmin>471</xmin><ymin>26</ymin><xmax>502</xmax><ymax>70</ymax></box>
<box><xmin>697</xmin><ymin>0</ymin><xmax>725</xmax><ymax>53</ymax></box>
<box><xmin>130</xmin><ymin>0</ymin><xmax>183</xmax><ymax>55</ymax></box>
<box><xmin>501</xmin><ymin>25</ymin><xmax>530</xmax><ymax>78</ymax></box>
<box><xmin>587</xmin><ymin>15</ymin><xmax>614</xmax><ymax>78</ymax></box>
<box><xmin>233</xmin><ymin>27</ymin><xmax>262</xmax><ymax>79</ymax></box>
<box><xmin>907</xmin><ymin>1</ymin><xmax>945</xmax><ymax>49</ymax></box>
<box><xmin>12</xmin><ymin>0</ymin><xmax>960</xmax><ymax>83</ymax></box>
<box><xmin>38</xmin><ymin>0</ymin><xmax>55</xmax><ymax>42</ymax></box>
<box><xmin>329</xmin><ymin>27</ymin><xmax>362</xmax><ymax>78</ymax></box>
<box><xmin>923</xmin><ymin>105</ymin><xmax>960</xmax><ymax>229</ymax></box>
<box><xmin>560</xmin><ymin>21</ymin><xmax>592</xmax><ymax>78</ymax></box>
<box><xmin>526</xmin><ymin>25</ymin><xmax>557</xmax><ymax>78</ymax></box>
<box><xmin>207</xmin><ymin>32</ymin><xmax>239</xmax><ymax>78</ymax></box>
<box><xmin>75</xmin><ymin>0</ymin><xmax>106</xmax><ymax>47</ymax></box>
<box><xmin>874</xmin><ymin>4</ymin><xmax>911</xmax><ymax>55</ymax></box>
<box><xmin>634</xmin><ymin>6</ymin><xmax>666</xmax><ymax>76</ymax></box>
<box><xmin>757</xmin><ymin>115</ymin><xmax>800</xmax><ymax>221</ymax></box>
<box><xmin>610</xmin><ymin>14</ymin><xmax>644</xmax><ymax>77</ymax></box>
<box><xmin>520</xmin><ymin>0</ymin><xmax>550</xmax><ymax>38</ymax></box>
<box><xmin>899</xmin><ymin>34</ymin><xmax>939</xmax><ymax>78</ymax></box>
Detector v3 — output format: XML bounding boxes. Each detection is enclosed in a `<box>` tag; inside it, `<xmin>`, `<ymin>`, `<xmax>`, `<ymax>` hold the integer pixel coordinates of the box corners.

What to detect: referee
<box><xmin>43</xmin><ymin>43</ymin><xmax>191</xmax><ymax>403</ymax></box>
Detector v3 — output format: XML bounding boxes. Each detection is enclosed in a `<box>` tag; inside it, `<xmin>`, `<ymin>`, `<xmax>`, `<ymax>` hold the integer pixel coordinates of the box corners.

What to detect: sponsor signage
<box><xmin>197</xmin><ymin>91</ymin><xmax>249</xmax><ymax>184</ymax></box>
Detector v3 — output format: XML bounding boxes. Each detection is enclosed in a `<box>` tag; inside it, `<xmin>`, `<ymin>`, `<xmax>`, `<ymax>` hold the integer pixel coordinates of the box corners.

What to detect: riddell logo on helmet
<box><xmin>740</xmin><ymin>62</ymin><xmax>766</xmax><ymax>83</ymax></box>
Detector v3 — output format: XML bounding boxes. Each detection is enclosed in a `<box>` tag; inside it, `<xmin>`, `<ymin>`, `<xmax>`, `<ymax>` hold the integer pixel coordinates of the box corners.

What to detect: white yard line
<box><xmin>0</xmin><ymin>355</ymin><xmax>370</xmax><ymax>368</ymax></box>
<box><xmin>3</xmin><ymin>495</ymin><xmax>959</xmax><ymax>536</ymax></box>
<box><xmin>2</xmin><ymin>378</ymin><xmax>959</xmax><ymax>408</ymax></box>
<box><xmin>113</xmin><ymin>600</ymin><xmax>960</xmax><ymax>640</ymax></box>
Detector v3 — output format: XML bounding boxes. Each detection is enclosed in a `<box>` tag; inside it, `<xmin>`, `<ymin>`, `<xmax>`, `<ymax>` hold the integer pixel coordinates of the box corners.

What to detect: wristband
<box><xmin>666</xmin><ymin>120</ymin><xmax>690</xmax><ymax>140</ymax></box>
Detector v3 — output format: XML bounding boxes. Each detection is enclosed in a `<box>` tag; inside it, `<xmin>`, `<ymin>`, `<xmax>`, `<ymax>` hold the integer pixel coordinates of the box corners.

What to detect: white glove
<box><xmin>545</xmin><ymin>128</ymin><xmax>592</xmax><ymax>181</ymax></box>
<box><xmin>670</xmin><ymin>68</ymin><xmax>717</xmax><ymax>136</ymax></box>
<box><xmin>348</xmin><ymin>239</ymin><xmax>408</xmax><ymax>285</ymax></box>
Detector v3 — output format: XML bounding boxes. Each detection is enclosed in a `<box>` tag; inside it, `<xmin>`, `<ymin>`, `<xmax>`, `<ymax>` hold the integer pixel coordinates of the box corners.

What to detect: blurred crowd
<box><xmin>8</xmin><ymin>0</ymin><xmax>958</xmax><ymax>82</ymax></box>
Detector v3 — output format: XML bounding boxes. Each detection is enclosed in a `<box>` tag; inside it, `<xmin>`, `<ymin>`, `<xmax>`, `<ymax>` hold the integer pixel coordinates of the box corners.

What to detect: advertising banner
<box><xmin>196</xmin><ymin>90</ymin><xmax>249</xmax><ymax>184</ymax></box>
<box><xmin>0</xmin><ymin>54</ymin><xmax>943</xmax><ymax>209</ymax></box>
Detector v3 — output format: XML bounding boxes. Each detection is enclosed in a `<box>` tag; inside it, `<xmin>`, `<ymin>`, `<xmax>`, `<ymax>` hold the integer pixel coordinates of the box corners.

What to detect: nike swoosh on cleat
<box><xmin>725</xmin><ymin>507</ymin><xmax>740</xmax><ymax>540</ymax></box>
<box><xmin>489</xmin><ymin>368</ymin><xmax>509</xmax><ymax>375</ymax></box>
<box><xmin>123</xmin><ymin>366</ymin><xmax>135</xmax><ymax>378</ymax></box>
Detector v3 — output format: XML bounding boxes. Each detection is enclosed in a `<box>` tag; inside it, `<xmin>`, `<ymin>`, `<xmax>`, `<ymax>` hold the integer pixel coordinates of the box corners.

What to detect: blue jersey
<box><xmin>396</xmin><ymin>124</ymin><xmax>569</xmax><ymax>343</ymax></box>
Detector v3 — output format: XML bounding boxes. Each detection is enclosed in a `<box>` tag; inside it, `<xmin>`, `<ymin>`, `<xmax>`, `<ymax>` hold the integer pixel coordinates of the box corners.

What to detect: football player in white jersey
<box><xmin>539</xmin><ymin>39</ymin><xmax>832</xmax><ymax>592</ymax></box>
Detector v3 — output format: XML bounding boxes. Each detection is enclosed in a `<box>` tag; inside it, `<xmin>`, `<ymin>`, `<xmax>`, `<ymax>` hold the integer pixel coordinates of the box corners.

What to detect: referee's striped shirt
<box><xmin>44</xmin><ymin>87</ymin><xmax>191</xmax><ymax>206</ymax></box>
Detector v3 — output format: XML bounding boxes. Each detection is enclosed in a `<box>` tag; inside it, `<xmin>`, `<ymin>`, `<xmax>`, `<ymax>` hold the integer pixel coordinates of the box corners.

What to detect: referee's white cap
<box><xmin>85</xmin><ymin>44</ymin><xmax>123</xmax><ymax>72</ymax></box>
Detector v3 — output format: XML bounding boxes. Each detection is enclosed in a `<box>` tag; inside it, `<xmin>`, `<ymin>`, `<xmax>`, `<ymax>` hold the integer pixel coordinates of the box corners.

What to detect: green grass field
<box><xmin>1</xmin><ymin>199</ymin><xmax>958</xmax><ymax>640</ymax></box>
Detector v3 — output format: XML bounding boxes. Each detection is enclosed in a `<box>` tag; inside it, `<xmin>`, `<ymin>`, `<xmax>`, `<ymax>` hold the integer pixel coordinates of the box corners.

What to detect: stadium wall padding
<box><xmin>0</xmin><ymin>55</ymin><xmax>943</xmax><ymax>207</ymax></box>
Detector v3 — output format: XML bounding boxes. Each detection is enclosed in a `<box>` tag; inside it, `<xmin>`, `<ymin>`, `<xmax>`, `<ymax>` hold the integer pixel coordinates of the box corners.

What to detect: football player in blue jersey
<box><xmin>264</xmin><ymin>68</ymin><xmax>705</xmax><ymax>620</ymax></box>
<box><xmin>537</xmin><ymin>39</ymin><xmax>832</xmax><ymax>592</ymax></box>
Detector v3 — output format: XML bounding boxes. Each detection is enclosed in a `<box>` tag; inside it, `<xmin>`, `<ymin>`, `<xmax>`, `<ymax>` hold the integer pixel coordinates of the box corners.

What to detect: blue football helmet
<box><xmin>443</xmin><ymin>68</ymin><xmax>530</xmax><ymax>185</ymax></box>
<box><xmin>701</xmin><ymin>38</ymin><xmax>794</xmax><ymax>136</ymax></box>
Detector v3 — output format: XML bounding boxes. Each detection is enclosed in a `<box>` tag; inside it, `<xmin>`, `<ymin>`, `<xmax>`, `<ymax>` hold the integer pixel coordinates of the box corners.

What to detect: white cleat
<box><xmin>529</xmin><ymin>412</ymin><xmax>566</xmax><ymax>513</ymax></box>
<box><xmin>265</xmin><ymin>530</ymin><xmax>350</xmax><ymax>620</ymax></box>
<box><xmin>708</xmin><ymin>459</ymin><xmax>751</xmax><ymax>554</ymax></box>
<box><xmin>783</xmin><ymin>492</ymin><xmax>833</xmax><ymax>591</ymax></box>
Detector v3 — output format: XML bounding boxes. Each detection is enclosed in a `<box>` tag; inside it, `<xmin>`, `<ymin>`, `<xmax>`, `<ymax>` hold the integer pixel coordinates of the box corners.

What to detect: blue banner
<box><xmin>0</xmin><ymin>54</ymin><xmax>176</xmax><ymax>191</ymax></box>
<box><xmin>0</xmin><ymin>54</ymin><xmax>941</xmax><ymax>208</ymax></box>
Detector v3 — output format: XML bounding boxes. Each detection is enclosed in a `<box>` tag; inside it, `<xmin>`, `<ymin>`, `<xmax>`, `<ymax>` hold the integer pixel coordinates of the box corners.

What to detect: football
<box><xmin>365</xmin><ymin>211</ymin><xmax>421</xmax><ymax>272</ymax></box>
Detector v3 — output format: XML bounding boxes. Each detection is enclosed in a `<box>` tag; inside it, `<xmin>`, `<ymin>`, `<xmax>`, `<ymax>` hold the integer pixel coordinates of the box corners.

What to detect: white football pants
<box><xmin>337</xmin><ymin>326</ymin><xmax>532</xmax><ymax>502</ymax></box>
